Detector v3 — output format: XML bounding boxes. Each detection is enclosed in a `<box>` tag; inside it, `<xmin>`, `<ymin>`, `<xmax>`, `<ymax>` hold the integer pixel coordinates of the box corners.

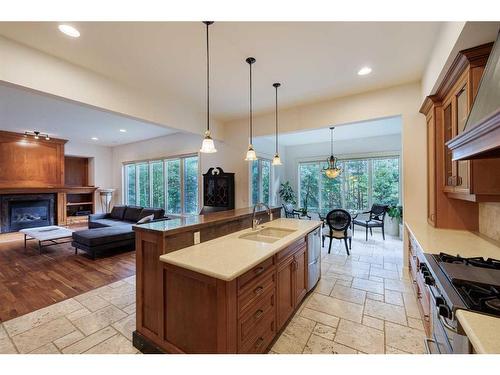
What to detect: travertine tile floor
<box><xmin>271</xmin><ymin>230</ymin><xmax>426</xmax><ymax>354</ymax></box>
<box><xmin>0</xmin><ymin>229</ymin><xmax>423</xmax><ymax>354</ymax></box>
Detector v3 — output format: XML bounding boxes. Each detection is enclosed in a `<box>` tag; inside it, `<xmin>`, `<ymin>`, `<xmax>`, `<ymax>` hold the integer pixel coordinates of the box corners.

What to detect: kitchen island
<box><xmin>132</xmin><ymin>207</ymin><xmax>321</xmax><ymax>354</ymax></box>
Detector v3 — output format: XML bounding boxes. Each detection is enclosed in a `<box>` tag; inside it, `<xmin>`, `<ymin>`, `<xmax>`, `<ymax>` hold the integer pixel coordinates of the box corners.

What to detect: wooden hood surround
<box><xmin>447</xmin><ymin>32</ymin><xmax>500</xmax><ymax>160</ymax></box>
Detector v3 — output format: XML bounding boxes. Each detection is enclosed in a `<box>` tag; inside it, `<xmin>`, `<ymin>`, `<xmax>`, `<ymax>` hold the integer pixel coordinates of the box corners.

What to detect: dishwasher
<box><xmin>307</xmin><ymin>227</ymin><xmax>321</xmax><ymax>291</ymax></box>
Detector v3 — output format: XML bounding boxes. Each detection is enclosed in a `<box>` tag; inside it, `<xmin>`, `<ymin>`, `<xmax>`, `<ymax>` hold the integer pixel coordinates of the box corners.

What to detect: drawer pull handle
<box><xmin>254</xmin><ymin>309</ymin><xmax>264</xmax><ymax>319</ymax></box>
<box><xmin>254</xmin><ymin>286</ymin><xmax>264</xmax><ymax>295</ymax></box>
<box><xmin>254</xmin><ymin>337</ymin><xmax>264</xmax><ymax>348</ymax></box>
<box><xmin>254</xmin><ymin>267</ymin><xmax>265</xmax><ymax>275</ymax></box>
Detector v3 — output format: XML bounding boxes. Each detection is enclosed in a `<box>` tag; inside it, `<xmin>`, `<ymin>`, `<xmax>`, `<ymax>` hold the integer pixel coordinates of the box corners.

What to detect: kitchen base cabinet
<box><xmin>134</xmin><ymin>237</ymin><xmax>310</xmax><ymax>354</ymax></box>
<box><xmin>406</xmin><ymin>226</ymin><xmax>431</xmax><ymax>337</ymax></box>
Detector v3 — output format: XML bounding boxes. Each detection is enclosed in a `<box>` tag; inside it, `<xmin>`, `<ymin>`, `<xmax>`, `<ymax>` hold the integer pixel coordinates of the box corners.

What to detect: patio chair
<box><xmin>352</xmin><ymin>204</ymin><xmax>389</xmax><ymax>241</ymax></box>
<box><xmin>323</xmin><ymin>209</ymin><xmax>352</xmax><ymax>255</ymax></box>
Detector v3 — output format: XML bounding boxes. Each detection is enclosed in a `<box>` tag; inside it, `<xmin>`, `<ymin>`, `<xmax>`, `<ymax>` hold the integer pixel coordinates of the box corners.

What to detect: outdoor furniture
<box><xmin>323</xmin><ymin>209</ymin><xmax>352</xmax><ymax>255</ymax></box>
<box><xmin>282</xmin><ymin>203</ymin><xmax>310</xmax><ymax>219</ymax></box>
<box><xmin>352</xmin><ymin>204</ymin><xmax>389</xmax><ymax>241</ymax></box>
<box><xmin>20</xmin><ymin>225</ymin><xmax>74</xmax><ymax>254</ymax></box>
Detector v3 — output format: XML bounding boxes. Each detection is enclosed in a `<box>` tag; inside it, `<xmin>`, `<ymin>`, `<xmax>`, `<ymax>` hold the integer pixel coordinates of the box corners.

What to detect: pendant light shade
<box><xmin>323</xmin><ymin>127</ymin><xmax>342</xmax><ymax>178</ymax></box>
<box><xmin>245</xmin><ymin>57</ymin><xmax>258</xmax><ymax>161</ymax></box>
<box><xmin>200</xmin><ymin>21</ymin><xmax>217</xmax><ymax>153</ymax></box>
<box><xmin>272</xmin><ymin>82</ymin><xmax>282</xmax><ymax>166</ymax></box>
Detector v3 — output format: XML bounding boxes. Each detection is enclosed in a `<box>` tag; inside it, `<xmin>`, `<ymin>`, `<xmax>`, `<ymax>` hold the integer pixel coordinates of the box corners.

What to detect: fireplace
<box><xmin>0</xmin><ymin>194</ymin><xmax>56</xmax><ymax>233</ymax></box>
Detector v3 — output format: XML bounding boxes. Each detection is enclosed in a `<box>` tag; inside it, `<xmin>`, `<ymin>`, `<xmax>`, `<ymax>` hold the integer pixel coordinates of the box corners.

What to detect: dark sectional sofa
<box><xmin>72</xmin><ymin>205</ymin><xmax>166</xmax><ymax>259</ymax></box>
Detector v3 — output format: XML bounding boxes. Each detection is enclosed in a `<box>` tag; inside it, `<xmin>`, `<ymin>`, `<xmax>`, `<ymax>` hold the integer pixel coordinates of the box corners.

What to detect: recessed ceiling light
<box><xmin>119</xmin><ymin>129</ymin><xmax>127</xmax><ymax>133</ymax></box>
<box><xmin>358</xmin><ymin>67</ymin><xmax>372</xmax><ymax>76</ymax></box>
<box><xmin>58</xmin><ymin>24</ymin><xmax>80</xmax><ymax>38</ymax></box>
<box><xmin>91</xmin><ymin>137</ymin><xmax>98</xmax><ymax>141</ymax></box>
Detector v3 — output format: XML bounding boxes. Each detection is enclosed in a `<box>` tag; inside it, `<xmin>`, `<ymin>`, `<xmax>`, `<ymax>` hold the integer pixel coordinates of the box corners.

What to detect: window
<box><xmin>124</xmin><ymin>155</ymin><xmax>199</xmax><ymax>214</ymax></box>
<box><xmin>298</xmin><ymin>155</ymin><xmax>400</xmax><ymax>212</ymax></box>
<box><xmin>250</xmin><ymin>159</ymin><xmax>272</xmax><ymax>205</ymax></box>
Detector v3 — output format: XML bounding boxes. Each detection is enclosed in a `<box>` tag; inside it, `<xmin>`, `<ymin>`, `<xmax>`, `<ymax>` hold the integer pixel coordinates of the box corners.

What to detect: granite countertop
<box><xmin>456</xmin><ymin>310</ymin><xmax>500</xmax><ymax>354</ymax></box>
<box><xmin>159</xmin><ymin>218</ymin><xmax>322</xmax><ymax>281</ymax></box>
<box><xmin>405</xmin><ymin>220</ymin><xmax>500</xmax><ymax>354</ymax></box>
<box><xmin>405</xmin><ymin>220</ymin><xmax>500</xmax><ymax>259</ymax></box>
<box><xmin>134</xmin><ymin>206</ymin><xmax>281</xmax><ymax>235</ymax></box>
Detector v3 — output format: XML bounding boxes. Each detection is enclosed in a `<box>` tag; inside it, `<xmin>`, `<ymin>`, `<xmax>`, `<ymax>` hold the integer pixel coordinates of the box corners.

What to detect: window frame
<box><xmin>122</xmin><ymin>153</ymin><xmax>201</xmax><ymax>214</ymax></box>
<box><xmin>297</xmin><ymin>152</ymin><xmax>401</xmax><ymax>212</ymax></box>
<box><xmin>249</xmin><ymin>158</ymin><xmax>273</xmax><ymax>206</ymax></box>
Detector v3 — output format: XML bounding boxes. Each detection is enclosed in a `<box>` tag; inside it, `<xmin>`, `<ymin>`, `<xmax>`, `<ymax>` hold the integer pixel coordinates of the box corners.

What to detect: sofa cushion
<box><xmin>123</xmin><ymin>206</ymin><xmax>143</xmax><ymax>222</ymax></box>
<box><xmin>110</xmin><ymin>205</ymin><xmax>127</xmax><ymax>220</ymax></box>
<box><xmin>72</xmin><ymin>225</ymin><xmax>134</xmax><ymax>247</ymax></box>
<box><xmin>139</xmin><ymin>208</ymin><xmax>165</xmax><ymax>220</ymax></box>
<box><xmin>90</xmin><ymin>218</ymin><xmax>131</xmax><ymax>227</ymax></box>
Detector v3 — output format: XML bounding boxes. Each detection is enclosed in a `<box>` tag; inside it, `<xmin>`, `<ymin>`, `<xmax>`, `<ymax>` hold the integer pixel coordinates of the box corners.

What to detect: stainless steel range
<box><xmin>420</xmin><ymin>252</ymin><xmax>500</xmax><ymax>354</ymax></box>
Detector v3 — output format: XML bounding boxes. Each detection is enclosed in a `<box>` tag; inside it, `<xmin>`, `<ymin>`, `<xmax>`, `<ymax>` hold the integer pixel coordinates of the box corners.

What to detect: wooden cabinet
<box><xmin>138</xmin><ymin>231</ymin><xmax>313</xmax><ymax>354</ymax></box>
<box><xmin>277</xmin><ymin>253</ymin><xmax>295</xmax><ymax>329</ymax></box>
<box><xmin>277</xmin><ymin>238</ymin><xmax>308</xmax><ymax>330</ymax></box>
<box><xmin>421</xmin><ymin>42</ymin><xmax>500</xmax><ymax>230</ymax></box>
<box><xmin>407</xmin><ymin>228</ymin><xmax>431</xmax><ymax>336</ymax></box>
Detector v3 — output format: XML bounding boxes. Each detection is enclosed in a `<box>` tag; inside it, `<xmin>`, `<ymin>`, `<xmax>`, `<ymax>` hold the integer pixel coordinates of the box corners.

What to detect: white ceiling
<box><xmin>0</xmin><ymin>83</ymin><xmax>177</xmax><ymax>146</ymax></box>
<box><xmin>260</xmin><ymin>116</ymin><xmax>401</xmax><ymax>146</ymax></box>
<box><xmin>0</xmin><ymin>22</ymin><xmax>442</xmax><ymax>122</ymax></box>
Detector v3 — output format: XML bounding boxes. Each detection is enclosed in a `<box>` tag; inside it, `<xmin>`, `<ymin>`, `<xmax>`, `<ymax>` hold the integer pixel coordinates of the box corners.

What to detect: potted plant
<box><xmin>278</xmin><ymin>181</ymin><xmax>296</xmax><ymax>205</ymax></box>
<box><xmin>385</xmin><ymin>205</ymin><xmax>403</xmax><ymax>237</ymax></box>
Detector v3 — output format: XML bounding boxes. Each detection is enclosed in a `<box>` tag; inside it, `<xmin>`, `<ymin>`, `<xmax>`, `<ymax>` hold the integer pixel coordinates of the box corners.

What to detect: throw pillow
<box><xmin>137</xmin><ymin>214</ymin><xmax>154</xmax><ymax>224</ymax></box>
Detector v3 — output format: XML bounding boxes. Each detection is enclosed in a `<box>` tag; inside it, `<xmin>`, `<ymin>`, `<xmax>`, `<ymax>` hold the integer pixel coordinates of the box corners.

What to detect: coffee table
<box><xmin>20</xmin><ymin>225</ymin><xmax>74</xmax><ymax>254</ymax></box>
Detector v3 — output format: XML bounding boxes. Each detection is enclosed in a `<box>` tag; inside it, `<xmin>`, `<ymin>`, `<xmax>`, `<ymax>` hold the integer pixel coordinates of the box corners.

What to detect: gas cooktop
<box><xmin>433</xmin><ymin>253</ymin><xmax>500</xmax><ymax>317</ymax></box>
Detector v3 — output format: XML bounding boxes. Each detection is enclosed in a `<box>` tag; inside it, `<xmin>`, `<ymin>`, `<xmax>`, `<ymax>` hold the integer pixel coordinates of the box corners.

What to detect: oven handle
<box><xmin>423</xmin><ymin>337</ymin><xmax>438</xmax><ymax>354</ymax></box>
<box><xmin>438</xmin><ymin>313</ymin><xmax>458</xmax><ymax>333</ymax></box>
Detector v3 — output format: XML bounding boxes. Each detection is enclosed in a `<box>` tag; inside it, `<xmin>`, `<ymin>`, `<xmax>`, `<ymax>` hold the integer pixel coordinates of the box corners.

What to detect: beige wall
<box><xmin>222</xmin><ymin>82</ymin><xmax>427</xmax><ymax>224</ymax></box>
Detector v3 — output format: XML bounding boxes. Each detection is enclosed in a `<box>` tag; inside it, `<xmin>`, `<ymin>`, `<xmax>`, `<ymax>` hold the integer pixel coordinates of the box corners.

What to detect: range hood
<box><xmin>447</xmin><ymin>31</ymin><xmax>500</xmax><ymax>160</ymax></box>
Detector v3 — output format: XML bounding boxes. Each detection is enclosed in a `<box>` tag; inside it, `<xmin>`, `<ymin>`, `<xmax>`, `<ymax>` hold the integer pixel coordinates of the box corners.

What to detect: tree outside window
<box><xmin>298</xmin><ymin>155</ymin><xmax>400</xmax><ymax>212</ymax></box>
<box><xmin>124</xmin><ymin>154</ymin><xmax>199</xmax><ymax>214</ymax></box>
<box><xmin>250</xmin><ymin>159</ymin><xmax>272</xmax><ymax>206</ymax></box>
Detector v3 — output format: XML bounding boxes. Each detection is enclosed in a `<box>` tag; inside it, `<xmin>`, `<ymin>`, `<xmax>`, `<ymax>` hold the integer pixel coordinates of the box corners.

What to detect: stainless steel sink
<box><xmin>238</xmin><ymin>227</ymin><xmax>296</xmax><ymax>243</ymax></box>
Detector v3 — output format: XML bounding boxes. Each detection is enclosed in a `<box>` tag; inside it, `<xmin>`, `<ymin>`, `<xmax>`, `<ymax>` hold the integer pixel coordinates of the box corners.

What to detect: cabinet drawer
<box><xmin>238</xmin><ymin>270</ymin><xmax>275</xmax><ymax>316</ymax></box>
<box><xmin>237</xmin><ymin>256</ymin><xmax>274</xmax><ymax>291</ymax></box>
<box><xmin>238</xmin><ymin>306</ymin><xmax>276</xmax><ymax>353</ymax></box>
<box><xmin>238</xmin><ymin>290</ymin><xmax>275</xmax><ymax>345</ymax></box>
<box><xmin>277</xmin><ymin>237</ymin><xmax>306</xmax><ymax>263</ymax></box>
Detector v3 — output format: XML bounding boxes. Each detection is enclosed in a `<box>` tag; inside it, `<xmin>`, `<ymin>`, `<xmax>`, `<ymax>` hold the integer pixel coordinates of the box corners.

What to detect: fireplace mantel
<box><xmin>0</xmin><ymin>187</ymin><xmax>98</xmax><ymax>194</ymax></box>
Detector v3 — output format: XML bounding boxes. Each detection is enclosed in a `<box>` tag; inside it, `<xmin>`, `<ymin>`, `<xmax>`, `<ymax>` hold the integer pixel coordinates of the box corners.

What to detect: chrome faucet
<box><xmin>252</xmin><ymin>203</ymin><xmax>272</xmax><ymax>230</ymax></box>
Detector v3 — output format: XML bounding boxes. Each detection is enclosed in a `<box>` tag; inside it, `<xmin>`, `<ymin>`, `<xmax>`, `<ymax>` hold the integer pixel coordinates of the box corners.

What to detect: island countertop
<box><xmin>134</xmin><ymin>206</ymin><xmax>280</xmax><ymax>235</ymax></box>
<box><xmin>159</xmin><ymin>218</ymin><xmax>322</xmax><ymax>281</ymax></box>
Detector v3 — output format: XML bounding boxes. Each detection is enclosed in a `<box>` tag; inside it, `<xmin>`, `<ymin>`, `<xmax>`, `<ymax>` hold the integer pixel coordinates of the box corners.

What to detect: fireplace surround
<box><xmin>0</xmin><ymin>194</ymin><xmax>56</xmax><ymax>233</ymax></box>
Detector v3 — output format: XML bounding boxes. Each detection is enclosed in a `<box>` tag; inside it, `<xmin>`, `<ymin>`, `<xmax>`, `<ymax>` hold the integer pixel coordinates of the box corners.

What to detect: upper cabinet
<box><xmin>421</xmin><ymin>43</ymin><xmax>500</xmax><ymax>229</ymax></box>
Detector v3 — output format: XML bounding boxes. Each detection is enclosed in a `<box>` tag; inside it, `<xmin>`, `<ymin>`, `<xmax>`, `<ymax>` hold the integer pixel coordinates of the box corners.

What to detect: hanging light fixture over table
<box><xmin>200</xmin><ymin>21</ymin><xmax>217</xmax><ymax>153</ymax></box>
<box><xmin>245</xmin><ymin>57</ymin><xmax>257</xmax><ymax>161</ymax></box>
<box><xmin>323</xmin><ymin>127</ymin><xmax>342</xmax><ymax>178</ymax></box>
<box><xmin>272</xmin><ymin>82</ymin><xmax>282</xmax><ymax>166</ymax></box>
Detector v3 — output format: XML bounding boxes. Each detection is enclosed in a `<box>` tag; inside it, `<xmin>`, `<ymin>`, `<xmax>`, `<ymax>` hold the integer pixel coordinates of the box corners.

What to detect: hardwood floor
<box><xmin>0</xmin><ymin>230</ymin><xmax>135</xmax><ymax>322</ymax></box>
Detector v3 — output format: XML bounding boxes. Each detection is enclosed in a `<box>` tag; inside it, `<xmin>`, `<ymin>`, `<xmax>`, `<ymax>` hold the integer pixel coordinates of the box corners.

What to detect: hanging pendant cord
<box><xmin>275</xmin><ymin>85</ymin><xmax>278</xmax><ymax>153</ymax></box>
<box><xmin>331</xmin><ymin>128</ymin><xmax>334</xmax><ymax>155</ymax></box>
<box><xmin>206</xmin><ymin>22</ymin><xmax>210</xmax><ymax>132</ymax></box>
<box><xmin>249</xmin><ymin>63</ymin><xmax>253</xmax><ymax>144</ymax></box>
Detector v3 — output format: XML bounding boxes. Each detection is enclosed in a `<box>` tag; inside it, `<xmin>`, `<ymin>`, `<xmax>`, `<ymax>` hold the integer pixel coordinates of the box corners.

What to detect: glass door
<box><xmin>442</xmin><ymin>100</ymin><xmax>454</xmax><ymax>191</ymax></box>
<box><xmin>454</xmin><ymin>83</ymin><xmax>470</xmax><ymax>192</ymax></box>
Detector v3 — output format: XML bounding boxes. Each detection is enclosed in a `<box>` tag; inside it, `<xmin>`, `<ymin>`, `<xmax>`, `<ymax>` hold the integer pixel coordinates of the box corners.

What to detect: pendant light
<box><xmin>323</xmin><ymin>127</ymin><xmax>342</xmax><ymax>178</ymax></box>
<box><xmin>272</xmin><ymin>82</ymin><xmax>282</xmax><ymax>166</ymax></box>
<box><xmin>245</xmin><ymin>57</ymin><xmax>257</xmax><ymax>161</ymax></box>
<box><xmin>200</xmin><ymin>21</ymin><xmax>217</xmax><ymax>153</ymax></box>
